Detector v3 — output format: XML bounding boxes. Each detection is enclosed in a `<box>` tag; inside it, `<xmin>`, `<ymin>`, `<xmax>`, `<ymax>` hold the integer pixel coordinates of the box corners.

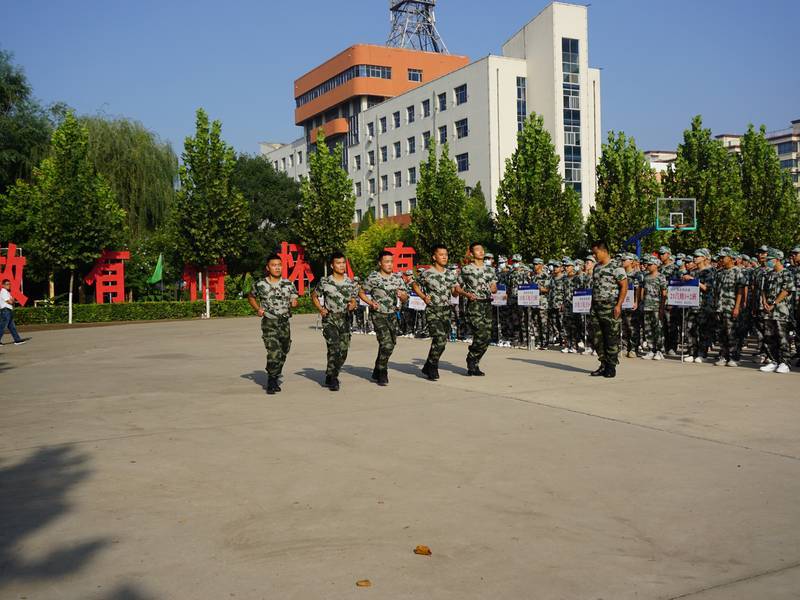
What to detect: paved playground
<box><xmin>1</xmin><ymin>314</ymin><xmax>799</xmax><ymax>599</ymax></box>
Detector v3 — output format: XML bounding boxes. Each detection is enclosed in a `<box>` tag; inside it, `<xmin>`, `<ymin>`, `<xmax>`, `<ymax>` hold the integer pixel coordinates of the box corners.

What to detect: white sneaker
<box><xmin>726</xmin><ymin>360</ymin><xmax>738</xmax><ymax>368</ymax></box>
<box><xmin>578</xmin><ymin>341</ymin><xmax>585</xmax><ymax>350</ymax></box>
<box><xmin>667</xmin><ymin>350</ymin><xmax>677</xmax><ymax>357</ymax></box>
<box><xmin>715</xmin><ymin>358</ymin><xmax>727</xmax><ymax>367</ymax></box>
<box><xmin>776</xmin><ymin>363</ymin><xmax>791</xmax><ymax>374</ymax></box>
<box><xmin>569</xmin><ymin>348</ymin><xmax>578</xmax><ymax>354</ymax></box>
<box><xmin>642</xmin><ymin>352</ymin><xmax>654</xmax><ymax>360</ymax></box>
<box><xmin>654</xmin><ymin>351</ymin><xmax>664</xmax><ymax>361</ymax></box>
<box><xmin>760</xmin><ymin>362</ymin><xmax>778</xmax><ymax>373</ymax></box>
<box><xmin>694</xmin><ymin>356</ymin><xmax>705</xmax><ymax>364</ymax></box>
<box><xmin>561</xmin><ymin>347</ymin><xmax>569</xmax><ymax>353</ymax></box>
<box><xmin>683</xmin><ymin>356</ymin><xmax>695</xmax><ymax>363</ymax></box>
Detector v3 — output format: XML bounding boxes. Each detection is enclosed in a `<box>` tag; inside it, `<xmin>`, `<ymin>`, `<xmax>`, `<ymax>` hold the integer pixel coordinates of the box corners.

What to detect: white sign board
<box><xmin>622</xmin><ymin>288</ymin><xmax>635</xmax><ymax>310</ymax></box>
<box><xmin>408</xmin><ymin>293</ymin><xmax>427</xmax><ymax>311</ymax></box>
<box><xmin>450</xmin><ymin>294</ymin><xmax>460</xmax><ymax>306</ymax></box>
<box><xmin>491</xmin><ymin>284</ymin><xmax>508</xmax><ymax>307</ymax></box>
<box><xmin>517</xmin><ymin>284</ymin><xmax>540</xmax><ymax>307</ymax></box>
<box><xmin>572</xmin><ymin>289</ymin><xmax>592</xmax><ymax>314</ymax></box>
<box><xmin>358</xmin><ymin>294</ymin><xmax>371</xmax><ymax>307</ymax></box>
<box><xmin>667</xmin><ymin>279</ymin><xmax>700</xmax><ymax>308</ymax></box>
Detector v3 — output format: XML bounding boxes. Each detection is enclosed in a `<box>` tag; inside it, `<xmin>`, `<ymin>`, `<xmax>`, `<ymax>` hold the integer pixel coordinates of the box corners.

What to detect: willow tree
<box><xmin>81</xmin><ymin>115</ymin><xmax>178</xmax><ymax>238</ymax></box>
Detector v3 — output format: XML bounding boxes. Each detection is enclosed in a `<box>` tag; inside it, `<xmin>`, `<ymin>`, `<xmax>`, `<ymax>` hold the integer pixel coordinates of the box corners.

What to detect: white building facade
<box><xmin>262</xmin><ymin>2</ymin><xmax>602</xmax><ymax>221</ymax></box>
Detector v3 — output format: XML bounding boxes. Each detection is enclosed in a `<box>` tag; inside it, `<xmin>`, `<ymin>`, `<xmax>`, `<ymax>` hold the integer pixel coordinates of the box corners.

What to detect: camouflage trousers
<box><xmin>564</xmin><ymin>311</ymin><xmax>582</xmax><ymax>349</ymax></box>
<box><xmin>662</xmin><ymin>307</ymin><xmax>680</xmax><ymax>353</ymax></box>
<box><xmin>621</xmin><ymin>310</ymin><xmax>640</xmax><ymax>352</ymax></box>
<box><xmin>549</xmin><ymin>308</ymin><xmax>566</xmax><ymax>345</ymax></box>
<box><xmin>261</xmin><ymin>316</ymin><xmax>292</xmax><ymax>377</ymax></box>
<box><xmin>532</xmin><ymin>307</ymin><xmax>550</xmax><ymax>348</ymax></box>
<box><xmin>685</xmin><ymin>309</ymin><xmax>714</xmax><ymax>358</ymax></box>
<box><xmin>322</xmin><ymin>312</ymin><xmax>352</xmax><ymax>377</ymax></box>
<box><xmin>717</xmin><ymin>313</ymin><xmax>737</xmax><ymax>361</ymax></box>
<box><xmin>371</xmin><ymin>312</ymin><xmax>398</xmax><ymax>370</ymax></box>
<box><xmin>425</xmin><ymin>306</ymin><xmax>451</xmax><ymax>364</ymax></box>
<box><xmin>590</xmin><ymin>304</ymin><xmax>621</xmax><ymax>366</ymax></box>
<box><xmin>643</xmin><ymin>311</ymin><xmax>662</xmax><ymax>353</ymax></box>
<box><xmin>466</xmin><ymin>300</ymin><xmax>493</xmax><ymax>364</ymax></box>
<box><xmin>764</xmin><ymin>319</ymin><xmax>792</xmax><ymax>364</ymax></box>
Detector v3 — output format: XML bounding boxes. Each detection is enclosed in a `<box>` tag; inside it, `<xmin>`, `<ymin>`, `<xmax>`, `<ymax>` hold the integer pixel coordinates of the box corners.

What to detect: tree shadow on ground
<box><xmin>507</xmin><ymin>356</ymin><xmax>590</xmax><ymax>374</ymax></box>
<box><xmin>0</xmin><ymin>446</ymin><xmax>110</xmax><ymax>588</ymax></box>
<box><xmin>240</xmin><ymin>370</ymin><xmax>270</xmax><ymax>392</ymax></box>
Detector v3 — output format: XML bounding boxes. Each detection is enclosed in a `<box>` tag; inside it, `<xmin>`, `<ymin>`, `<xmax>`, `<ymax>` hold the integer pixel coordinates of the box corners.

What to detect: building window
<box><xmin>422</xmin><ymin>99</ymin><xmax>431</xmax><ymax>118</ymax></box>
<box><xmin>281</xmin><ymin>158</ymin><xmax>286</xmax><ymax>170</ymax></box>
<box><xmin>408</xmin><ymin>68</ymin><xmax>423</xmax><ymax>82</ymax></box>
<box><xmin>295</xmin><ymin>64</ymin><xmax>392</xmax><ymax>107</ymax></box>
<box><xmin>380</xmin><ymin>116</ymin><xmax>387</xmax><ymax>134</ymax></box>
<box><xmin>369</xmin><ymin>178</ymin><xmax>376</xmax><ymax>194</ymax></box>
<box><xmin>780</xmin><ymin>158</ymin><xmax>798</xmax><ymax>169</ymax></box>
<box><xmin>298</xmin><ymin>151</ymin><xmax>303</xmax><ymax>164</ymax></box>
<box><xmin>455</xmin><ymin>118</ymin><xmax>469</xmax><ymax>139</ymax></box>
<box><xmin>393</xmin><ymin>141</ymin><xmax>401</xmax><ymax>159</ymax></box>
<box><xmin>381</xmin><ymin>203</ymin><xmax>389</xmax><ymax>218</ymax></box>
<box><xmin>407</xmin><ymin>136</ymin><xmax>416</xmax><ymax>154</ymax></box>
<box><xmin>777</xmin><ymin>141</ymin><xmax>798</xmax><ymax>155</ymax></box>
<box><xmin>562</xmin><ymin>37</ymin><xmax>581</xmax><ymax>197</ymax></box>
<box><xmin>407</xmin><ymin>105</ymin><xmax>415</xmax><ymax>124</ymax></box>
<box><xmin>439</xmin><ymin>125</ymin><xmax>447</xmax><ymax>144</ymax></box>
<box><xmin>273</xmin><ymin>161</ymin><xmax>278</xmax><ymax>170</ymax></box>
<box><xmin>409</xmin><ymin>197</ymin><xmax>417</xmax><ymax>210</ymax></box>
<box><xmin>395</xmin><ymin>200</ymin><xmax>403</xmax><ymax>215</ymax></box>
<box><xmin>381</xmin><ymin>175</ymin><xmax>388</xmax><ymax>191</ymax></box>
<box><xmin>438</xmin><ymin>92</ymin><xmax>447</xmax><ymax>112</ymax></box>
<box><xmin>408</xmin><ymin>166</ymin><xmax>417</xmax><ymax>184</ymax></box>
<box><xmin>394</xmin><ymin>171</ymin><xmax>402</xmax><ymax>188</ymax></box>
<box><xmin>367</xmin><ymin>122</ymin><xmax>375</xmax><ymax>138</ymax></box>
<box><xmin>393</xmin><ymin>111</ymin><xmax>401</xmax><ymax>129</ymax></box>
<box><xmin>354</xmin><ymin>155</ymin><xmax>361</xmax><ymax>170</ymax></box>
<box><xmin>516</xmin><ymin>76</ymin><xmax>527</xmax><ymax>131</ymax></box>
<box><xmin>356</xmin><ymin>209</ymin><xmax>362</xmax><ymax>222</ymax></box>
<box><xmin>380</xmin><ymin>146</ymin><xmax>388</xmax><ymax>162</ymax></box>
<box><xmin>368</xmin><ymin>150</ymin><xmax>375</xmax><ymax>167</ymax></box>
<box><xmin>455</xmin><ymin>84</ymin><xmax>468</xmax><ymax>105</ymax></box>
<box><xmin>456</xmin><ymin>153</ymin><xmax>469</xmax><ymax>172</ymax></box>
<box><xmin>355</xmin><ymin>181</ymin><xmax>362</xmax><ymax>196</ymax></box>
<box><xmin>423</xmin><ymin>130</ymin><xmax>431</xmax><ymax>149</ymax></box>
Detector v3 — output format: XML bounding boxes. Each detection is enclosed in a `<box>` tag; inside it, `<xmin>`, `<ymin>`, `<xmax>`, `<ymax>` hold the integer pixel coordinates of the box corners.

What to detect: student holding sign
<box><xmin>412</xmin><ymin>244</ymin><xmax>459</xmax><ymax>381</ymax></box>
<box><xmin>589</xmin><ymin>241</ymin><xmax>628</xmax><ymax>378</ymax></box>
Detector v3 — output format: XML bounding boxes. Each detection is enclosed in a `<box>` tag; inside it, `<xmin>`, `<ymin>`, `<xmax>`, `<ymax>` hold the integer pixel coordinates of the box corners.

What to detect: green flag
<box><xmin>147</xmin><ymin>253</ymin><xmax>163</xmax><ymax>284</ymax></box>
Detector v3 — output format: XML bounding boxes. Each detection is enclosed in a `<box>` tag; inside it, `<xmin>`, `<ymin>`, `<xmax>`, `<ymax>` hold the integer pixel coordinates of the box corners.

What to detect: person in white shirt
<box><xmin>0</xmin><ymin>279</ymin><xmax>29</xmax><ymax>345</ymax></box>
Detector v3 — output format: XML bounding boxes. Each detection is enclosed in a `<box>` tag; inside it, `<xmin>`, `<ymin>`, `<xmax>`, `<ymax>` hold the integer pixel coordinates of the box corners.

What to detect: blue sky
<box><xmin>2</xmin><ymin>0</ymin><xmax>798</xmax><ymax>155</ymax></box>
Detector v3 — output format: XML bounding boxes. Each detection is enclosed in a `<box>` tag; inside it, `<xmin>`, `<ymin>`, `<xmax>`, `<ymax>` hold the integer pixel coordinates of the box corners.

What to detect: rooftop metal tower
<box><xmin>387</xmin><ymin>0</ymin><xmax>448</xmax><ymax>54</ymax></box>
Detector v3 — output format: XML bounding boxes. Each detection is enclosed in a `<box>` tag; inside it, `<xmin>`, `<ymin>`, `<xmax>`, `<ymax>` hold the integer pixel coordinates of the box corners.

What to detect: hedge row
<box><xmin>14</xmin><ymin>296</ymin><xmax>316</xmax><ymax>325</ymax></box>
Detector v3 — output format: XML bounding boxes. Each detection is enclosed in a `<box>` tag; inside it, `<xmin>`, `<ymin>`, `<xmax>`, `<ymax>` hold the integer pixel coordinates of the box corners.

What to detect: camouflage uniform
<box><xmin>713</xmin><ymin>265</ymin><xmax>746</xmax><ymax>362</ymax></box>
<box><xmin>659</xmin><ymin>259</ymin><xmax>681</xmax><ymax>353</ymax></box>
<box><xmin>314</xmin><ymin>275</ymin><xmax>358</xmax><ymax>379</ymax></box>
<box><xmin>416</xmin><ymin>266</ymin><xmax>459</xmax><ymax>367</ymax></box>
<box><xmin>508</xmin><ymin>263</ymin><xmax>531</xmax><ymax>347</ymax></box>
<box><xmin>750</xmin><ymin>262</ymin><xmax>770</xmax><ymax>355</ymax></box>
<box><xmin>762</xmin><ymin>266</ymin><xmax>796</xmax><ymax>366</ymax></box>
<box><xmin>251</xmin><ymin>278</ymin><xmax>298</xmax><ymax>378</ymax></box>
<box><xmin>590</xmin><ymin>260</ymin><xmax>627</xmax><ymax>367</ymax></box>
<box><xmin>563</xmin><ymin>268</ymin><xmax>582</xmax><ymax>350</ymax></box>
<box><xmin>642</xmin><ymin>272</ymin><xmax>667</xmax><ymax>353</ymax></box>
<box><xmin>363</xmin><ymin>271</ymin><xmax>408</xmax><ymax>372</ymax></box>
<box><xmin>531</xmin><ymin>265</ymin><xmax>552</xmax><ymax>349</ymax></box>
<box><xmin>685</xmin><ymin>264</ymin><xmax>716</xmax><ymax>359</ymax></box>
<box><xmin>621</xmin><ymin>263</ymin><xmax>640</xmax><ymax>353</ymax></box>
<box><xmin>458</xmin><ymin>262</ymin><xmax>498</xmax><ymax>369</ymax></box>
<box><xmin>550</xmin><ymin>271</ymin><xmax>567</xmax><ymax>346</ymax></box>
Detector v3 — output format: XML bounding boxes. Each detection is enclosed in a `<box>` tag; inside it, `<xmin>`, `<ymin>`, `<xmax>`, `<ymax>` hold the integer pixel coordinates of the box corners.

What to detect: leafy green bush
<box><xmin>15</xmin><ymin>296</ymin><xmax>315</xmax><ymax>325</ymax></box>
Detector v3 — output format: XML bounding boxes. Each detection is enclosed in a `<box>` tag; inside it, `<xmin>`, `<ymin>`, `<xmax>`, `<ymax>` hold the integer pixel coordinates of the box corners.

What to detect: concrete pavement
<box><xmin>1</xmin><ymin>314</ymin><xmax>799</xmax><ymax>599</ymax></box>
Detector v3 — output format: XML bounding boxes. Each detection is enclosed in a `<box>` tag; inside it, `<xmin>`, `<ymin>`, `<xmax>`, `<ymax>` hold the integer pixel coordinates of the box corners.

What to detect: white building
<box><xmin>261</xmin><ymin>2</ymin><xmax>602</xmax><ymax>223</ymax></box>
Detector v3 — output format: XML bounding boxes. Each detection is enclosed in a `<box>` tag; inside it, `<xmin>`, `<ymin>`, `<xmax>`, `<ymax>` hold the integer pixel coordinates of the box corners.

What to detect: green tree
<box><xmin>0</xmin><ymin>49</ymin><xmax>54</xmax><ymax>194</ymax></box>
<box><xmin>662</xmin><ymin>115</ymin><xmax>744</xmax><ymax>250</ymax></box>
<box><xmin>229</xmin><ymin>153</ymin><xmax>301</xmax><ymax>275</ymax></box>
<box><xmin>80</xmin><ymin>115</ymin><xmax>178</xmax><ymax>238</ymax></box>
<box><xmin>297</xmin><ymin>132</ymin><xmax>356</xmax><ymax>272</ymax></box>
<box><xmin>2</xmin><ymin>112</ymin><xmax>126</xmax><ymax>318</ymax></box>
<box><xmin>346</xmin><ymin>221</ymin><xmax>412</xmax><ymax>278</ymax></box>
<box><xmin>496</xmin><ymin>113</ymin><xmax>583</xmax><ymax>259</ymax></box>
<box><xmin>739</xmin><ymin>124</ymin><xmax>800</xmax><ymax>252</ymax></box>
<box><xmin>464</xmin><ymin>181</ymin><xmax>496</xmax><ymax>256</ymax></box>
<box><xmin>586</xmin><ymin>131</ymin><xmax>663</xmax><ymax>252</ymax></box>
<box><xmin>173</xmin><ymin>108</ymin><xmax>249</xmax><ymax>317</ymax></box>
<box><xmin>410</xmin><ymin>141</ymin><xmax>471</xmax><ymax>259</ymax></box>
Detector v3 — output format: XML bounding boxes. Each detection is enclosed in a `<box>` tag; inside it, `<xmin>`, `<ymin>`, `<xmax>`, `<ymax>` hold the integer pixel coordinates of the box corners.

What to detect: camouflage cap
<box><xmin>484</xmin><ymin>252</ymin><xmax>494</xmax><ymax>259</ymax></box>
<box><xmin>497</xmin><ymin>255</ymin><xmax>507</xmax><ymax>262</ymax></box>
<box><xmin>790</xmin><ymin>246</ymin><xmax>800</xmax><ymax>254</ymax></box>
<box><xmin>511</xmin><ymin>253</ymin><xmax>523</xmax><ymax>262</ymax></box>
<box><xmin>547</xmin><ymin>259</ymin><xmax>559</xmax><ymax>267</ymax></box>
<box><xmin>533</xmin><ymin>258</ymin><xmax>544</xmax><ymax>265</ymax></box>
<box><xmin>575</xmin><ymin>259</ymin><xmax>585</xmax><ymax>267</ymax></box>
<box><xmin>677</xmin><ymin>253</ymin><xmax>687</xmax><ymax>260</ymax></box>
<box><xmin>404</xmin><ymin>269</ymin><xmax>414</xmax><ymax>276</ymax></box>
<box><xmin>767</xmin><ymin>248</ymin><xmax>784</xmax><ymax>260</ymax></box>
<box><xmin>658</xmin><ymin>246</ymin><xmax>672</xmax><ymax>255</ymax></box>
<box><xmin>718</xmin><ymin>247</ymin><xmax>734</xmax><ymax>257</ymax></box>
<box><xmin>562</xmin><ymin>259</ymin><xmax>574</xmax><ymax>267</ymax></box>
<box><xmin>584</xmin><ymin>255</ymin><xmax>596</xmax><ymax>263</ymax></box>
<box><xmin>757</xmin><ymin>245</ymin><xmax>769</xmax><ymax>253</ymax></box>
<box><xmin>741</xmin><ymin>254</ymin><xmax>751</xmax><ymax>262</ymax></box>
<box><xmin>693</xmin><ymin>248</ymin><xmax>708</xmax><ymax>258</ymax></box>
<box><xmin>646</xmin><ymin>256</ymin><xmax>661</xmax><ymax>266</ymax></box>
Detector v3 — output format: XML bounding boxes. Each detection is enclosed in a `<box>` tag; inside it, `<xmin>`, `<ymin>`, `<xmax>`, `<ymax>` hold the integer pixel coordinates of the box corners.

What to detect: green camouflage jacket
<box><xmin>251</xmin><ymin>278</ymin><xmax>298</xmax><ymax>319</ymax></box>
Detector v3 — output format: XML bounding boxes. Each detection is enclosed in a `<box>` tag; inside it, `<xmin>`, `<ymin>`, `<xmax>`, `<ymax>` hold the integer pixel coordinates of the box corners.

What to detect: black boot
<box><xmin>431</xmin><ymin>362</ymin><xmax>440</xmax><ymax>380</ymax></box>
<box><xmin>590</xmin><ymin>363</ymin><xmax>606</xmax><ymax>376</ymax></box>
<box><xmin>371</xmin><ymin>363</ymin><xmax>380</xmax><ymax>381</ymax></box>
<box><xmin>266</xmin><ymin>376</ymin><xmax>278</xmax><ymax>395</ymax></box>
<box><xmin>274</xmin><ymin>375</ymin><xmax>282</xmax><ymax>392</ymax></box>
<box><xmin>325</xmin><ymin>374</ymin><xmax>332</xmax><ymax>387</ymax></box>
<box><xmin>472</xmin><ymin>363</ymin><xmax>485</xmax><ymax>376</ymax></box>
<box><xmin>466</xmin><ymin>358</ymin><xmax>475</xmax><ymax>376</ymax></box>
<box><xmin>421</xmin><ymin>361</ymin><xmax>436</xmax><ymax>380</ymax></box>
<box><xmin>377</xmin><ymin>369</ymin><xmax>389</xmax><ymax>386</ymax></box>
<box><xmin>329</xmin><ymin>377</ymin><xmax>340</xmax><ymax>392</ymax></box>
<box><xmin>603</xmin><ymin>365</ymin><xmax>617</xmax><ymax>378</ymax></box>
